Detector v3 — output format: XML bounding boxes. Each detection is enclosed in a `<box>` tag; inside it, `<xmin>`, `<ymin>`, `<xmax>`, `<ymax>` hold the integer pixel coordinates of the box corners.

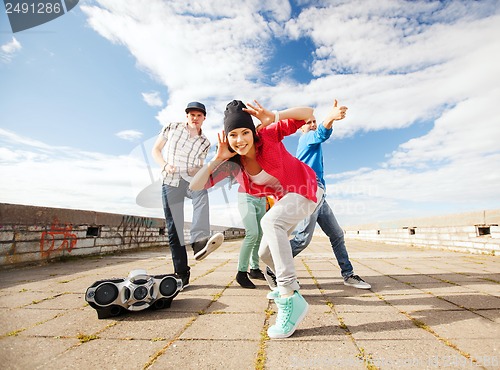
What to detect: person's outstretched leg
<box><xmin>236</xmin><ymin>193</ymin><xmax>265</xmax><ymax>288</ymax></box>
<box><xmin>317</xmin><ymin>200</ymin><xmax>371</xmax><ymax>289</ymax></box>
<box><xmin>162</xmin><ymin>183</ymin><xmax>189</xmax><ymax>287</ymax></box>
<box><xmin>290</xmin><ymin>196</ymin><xmax>322</xmax><ymax>257</ymax></box>
<box><xmin>260</xmin><ymin>190</ymin><xmax>322</xmax><ymax>339</ymax></box>
<box><xmin>189</xmin><ymin>184</ymin><xmax>224</xmax><ymax>261</ymax></box>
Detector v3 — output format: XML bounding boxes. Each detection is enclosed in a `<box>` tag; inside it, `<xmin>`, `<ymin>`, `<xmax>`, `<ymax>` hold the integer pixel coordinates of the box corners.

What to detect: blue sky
<box><xmin>1</xmin><ymin>0</ymin><xmax>500</xmax><ymax>227</ymax></box>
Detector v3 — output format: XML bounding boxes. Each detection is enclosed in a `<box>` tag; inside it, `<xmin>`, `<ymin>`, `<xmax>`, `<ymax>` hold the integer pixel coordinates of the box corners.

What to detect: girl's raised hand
<box><xmin>216</xmin><ymin>130</ymin><xmax>237</xmax><ymax>161</ymax></box>
<box><xmin>244</xmin><ymin>100</ymin><xmax>274</xmax><ymax>127</ymax></box>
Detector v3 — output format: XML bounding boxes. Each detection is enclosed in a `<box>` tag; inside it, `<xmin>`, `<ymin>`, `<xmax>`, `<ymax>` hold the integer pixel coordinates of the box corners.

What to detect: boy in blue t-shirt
<box><xmin>291</xmin><ymin>100</ymin><xmax>371</xmax><ymax>289</ymax></box>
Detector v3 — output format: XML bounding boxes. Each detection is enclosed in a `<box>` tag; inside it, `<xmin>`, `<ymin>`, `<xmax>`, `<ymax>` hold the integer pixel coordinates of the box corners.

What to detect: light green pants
<box><xmin>237</xmin><ymin>192</ymin><xmax>266</xmax><ymax>272</ymax></box>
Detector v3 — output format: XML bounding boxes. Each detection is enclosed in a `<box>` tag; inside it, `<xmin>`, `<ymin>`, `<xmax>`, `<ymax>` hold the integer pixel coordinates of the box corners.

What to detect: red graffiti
<box><xmin>40</xmin><ymin>222</ymin><xmax>77</xmax><ymax>258</ymax></box>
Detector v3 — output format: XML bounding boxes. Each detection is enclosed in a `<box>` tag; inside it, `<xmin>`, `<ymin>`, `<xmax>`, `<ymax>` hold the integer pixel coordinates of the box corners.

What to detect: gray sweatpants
<box><xmin>258</xmin><ymin>187</ymin><xmax>323</xmax><ymax>296</ymax></box>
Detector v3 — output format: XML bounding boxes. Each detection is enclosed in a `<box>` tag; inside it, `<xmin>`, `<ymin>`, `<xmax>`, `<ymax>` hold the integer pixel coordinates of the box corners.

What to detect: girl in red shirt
<box><xmin>190</xmin><ymin>100</ymin><xmax>323</xmax><ymax>338</ymax></box>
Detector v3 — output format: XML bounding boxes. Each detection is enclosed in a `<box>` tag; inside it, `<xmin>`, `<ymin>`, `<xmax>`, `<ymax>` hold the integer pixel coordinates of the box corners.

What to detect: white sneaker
<box><xmin>194</xmin><ymin>233</ymin><xmax>224</xmax><ymax>261</ymax></box>
<box><xmin>343</xmin><ymin>275</ymin><xmax>371</xmax><ymax>289</ymax></box>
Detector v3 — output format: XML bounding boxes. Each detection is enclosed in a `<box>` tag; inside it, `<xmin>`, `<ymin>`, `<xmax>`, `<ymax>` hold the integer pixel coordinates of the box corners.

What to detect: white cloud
<box><xmin>81</xmin><ymin>0</ymin><xmax>296</xmax><ymax>130</ymax></box>
<box><xmin>3</xmin><ymin>0</ymin><xmax>497</xmax><ymax>227</ymax></box>
<box><xmin>386</xmin><ymin>90</ymin><xmax>500</xmax><ymax>167</ymax></box>
<box><xmin>329</xmin><ymin>149</ymin><xmax>500</xmax><ymax>226</ymax></box>
<box><xmin>292</xmin><ymin>1</ymin><xmax>500</xmax><ymax>225</ymax></box>
<box><xmin>115</xmin><ymin>130</ymin><xmax>144</xmax><ymax>141</ymax></box>
<box><xmin>1</xmin><ymin>37</ymin><xmax>21</xmax><ymax>54</ymax></box>
<box><xmin>0</xmin><ymin>37</ymin><xmax>21</xmax><ymax>63</ymax></box>
<box><xmin>286</xmin><ymin>0</ymin><xmax>499</xmax><ymax>75</ymax></box>
<box><xmin>0</xmin><ymin>130</ymin><xmax>238</xmax><ymax>227</ymax></box>
<box><xmin>141</xmin><ymin>91</ymin><xmax>163</xmax><ymax>107</ymax></box>
<box><xmin>87</xmin><ymin>1</ymin><xmax>499</xmax><ymax>224</ymax></box>
<box><xmin>0</xmin><ymin>128</ymin><xmax>68</xmax><ymax>155</ymax></box>
<box><xmin>279</xmin><ymin>1</ymin><xmax>500</xmax><ymax>139</ymax></box>
<box><xmin>0</xmin><ymin>128</ymin><xmax>160</xmax><ymax>218</ymax></box>
<box><xmin>326</xmin><ymin>89</ymin><xmax>500</xmax><ymax>225</ymax></box>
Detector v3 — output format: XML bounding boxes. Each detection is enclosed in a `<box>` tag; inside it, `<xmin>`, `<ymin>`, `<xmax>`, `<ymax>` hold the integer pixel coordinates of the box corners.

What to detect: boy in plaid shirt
<box><xmin>152</xmin><ymin>102</ymin><xmax>224</xmax><ymax>289</ymax></box>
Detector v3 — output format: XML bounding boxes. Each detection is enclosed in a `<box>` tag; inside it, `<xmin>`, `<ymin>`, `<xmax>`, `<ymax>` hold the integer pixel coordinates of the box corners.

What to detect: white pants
<box><xmin>258</xmin><ymin>187</ymin><xmax>324</xmax><ymax>296</ymax></box>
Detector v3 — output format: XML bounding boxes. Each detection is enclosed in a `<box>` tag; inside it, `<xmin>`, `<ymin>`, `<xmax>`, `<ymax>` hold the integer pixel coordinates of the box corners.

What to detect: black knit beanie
<box><xmin>223</xmin><ymin>100</ymin><xmax>256</xmax><ymax>135</ymax></box>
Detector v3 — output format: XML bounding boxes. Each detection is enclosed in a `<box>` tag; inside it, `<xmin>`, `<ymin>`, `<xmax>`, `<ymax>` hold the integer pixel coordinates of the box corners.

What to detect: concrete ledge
<box><xmin>343</xmin><ymin>209</ymin><xmax>500</xmax><ymax>255</ymax></box>
<box><xmin>0</xmin><ymin>202</ymin><xmax>160</xmax><ymax>228</ymax></box>
<box><xmin>0</xmin><ymin>203</ymin><xmax>245</xmax><ymax>267</ymax></box>
<box><xmin>344</xmin><ymin>209</ymin><xmax>500</xmax><ymax>229</ymax></box>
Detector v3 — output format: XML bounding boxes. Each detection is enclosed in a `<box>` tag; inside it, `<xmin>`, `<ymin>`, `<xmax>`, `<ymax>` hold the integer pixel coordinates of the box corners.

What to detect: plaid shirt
<box><xmin>159</xmin><ymin>122</ymin><xmax>210</xmax><ymax>186</ymax></box>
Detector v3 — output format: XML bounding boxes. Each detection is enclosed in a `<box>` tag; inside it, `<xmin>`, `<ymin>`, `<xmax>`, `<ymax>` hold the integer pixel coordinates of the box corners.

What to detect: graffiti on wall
<box><xmin>116</xmin><ymin>215</ymin><xmax>156</xmax><ymax>247</ymax></box>
<box><xmin>0</xmin><ymin>224</ymin><xmax>17</xmax><ymax>257</ymax></box>
<box><xmin>40</xmin><ymin>220</ymin><xmax>77</xmax><ymax>258</ymax></box>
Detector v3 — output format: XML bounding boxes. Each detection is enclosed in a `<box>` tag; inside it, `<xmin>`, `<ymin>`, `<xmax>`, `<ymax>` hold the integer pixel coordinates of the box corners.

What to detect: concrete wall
<box><xmin>342</xmin><ymin>209</ymin><xmax>500</xmax><ymax>255</ymax></box>
<box><xmin>0</xmin><ymin>203</ymin><xmax>245</xmax><ymax>267</ymax></box>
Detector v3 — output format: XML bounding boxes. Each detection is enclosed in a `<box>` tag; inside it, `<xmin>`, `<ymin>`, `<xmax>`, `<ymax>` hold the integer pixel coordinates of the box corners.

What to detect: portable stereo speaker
<box><xmin>85</xmin><ymin>269</ymin><xmax>182</xmax><ymax>319</ymax></box>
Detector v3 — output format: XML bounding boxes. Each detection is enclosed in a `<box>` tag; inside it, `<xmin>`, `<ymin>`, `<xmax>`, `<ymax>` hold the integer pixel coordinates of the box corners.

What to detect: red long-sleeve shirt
<box><xmin>207</xmin><ymin>119</ymin><xmax>318</xmax><ymax>202</ymax></box>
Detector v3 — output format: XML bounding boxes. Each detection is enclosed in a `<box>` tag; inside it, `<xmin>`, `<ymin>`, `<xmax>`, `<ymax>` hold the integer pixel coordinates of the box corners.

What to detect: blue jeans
<box><xmin>289</xmin><ymin>189</ymin><xmax>354</xmax><ymax>279</ymax></box>
<box><xmin>162</xmin><ymin>178</ymin><xmax>210</xmax><ymax>274</ymax></box>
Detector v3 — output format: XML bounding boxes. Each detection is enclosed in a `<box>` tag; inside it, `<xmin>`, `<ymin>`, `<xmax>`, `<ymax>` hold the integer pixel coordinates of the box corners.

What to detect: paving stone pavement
<box><xmin>0</xmin><ymin>236</ymin><xmax>498</xmax><ymax>370</ymax></box>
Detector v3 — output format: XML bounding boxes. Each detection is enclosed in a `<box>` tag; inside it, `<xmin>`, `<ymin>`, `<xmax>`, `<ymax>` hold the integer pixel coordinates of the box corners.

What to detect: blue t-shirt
<box><xmin>296</xmin><ymin>123</ymin><xmax>332</xmax><ymax>186</ymax></box>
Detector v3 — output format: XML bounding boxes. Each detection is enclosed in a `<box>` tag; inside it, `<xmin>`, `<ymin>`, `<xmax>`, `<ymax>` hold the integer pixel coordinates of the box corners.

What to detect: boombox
<box><xmin>85</xmin><ymin>269</ymin><xmax>182</xmax><ymax>319</ymax></box>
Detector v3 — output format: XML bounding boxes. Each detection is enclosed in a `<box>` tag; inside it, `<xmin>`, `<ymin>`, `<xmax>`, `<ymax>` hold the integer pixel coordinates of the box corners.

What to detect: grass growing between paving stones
<box><xmin>23</xmin><ymin>292</ymin><xmax>66</xmax><ymax>308</ymax></box>
<box><xmin>356</xmin><ymin>347</ymin><xmax>378</xmax><ymax>370</ymax></box>
<box><xmin>144</xmin><ymin>275</ymin><xmax>232</xmax><ymax>369</ymax></box>
<box><xmin>380</xmin><ymin>259</ymin><xmax>497</xmax><ymax>320</ymax></box>
<box><xmin>142</xmin><ymin>317</ymin><xmax>197</xmax><ymax>370</ymax></box>
<box><xmin>2</xmin><ymin>310</ymin><xmax>68</xmax><ymax>338</ymax></box>
<box><xmin>372</xmin><ymin>291</ymin><xmax>478</xmax><ymax>366</ymax></box>
<box><xmin>359</xmin><ymin>256</ymin><xmax>482</xmax><ymax>358</ymax></box>
<box><xmin>437</xmin><ymin>278</ymin><xmax>459</xmax><ymax>285</ymax></box>
<box><xmin>191</xmin><ymin>259</ymin><xmax>231</xmax><ymax>285</ymax></box>
<box><xmin>6</xmin><ymin>329</ymin><xmax>25</xmax><ymax>337</ymax></box>
<box><xmin>151</xmin><ymin>337</ymin><xmax>166</xmax><ymax>342</ymax></box>
<box><xmin>211</xmin><ymin>292</ymin><xmax>223</xmax><ymax>301</ymax></box>
<box><xmin>482</xmin><ymin>277</ymin><xmax>500</xmax><ymax>284</ymax></box>
<box><xmin>302</xmin><ymin>260</ymin><xmax>379</xmax><ymax>370</ymax></box>
<box><xmin>255</xmin><ymin>305</ymin><xmax>273</xmax><ymax>370</ymax></box>
<box><xmin>77</xmin><ymin>333</ymin><xmax>99</xmax><ymax>343</ymax></box>
<box><xmin>197</xmin><ymin>278</ymin><xmax>234</xmax><ymax>315</ymax></box>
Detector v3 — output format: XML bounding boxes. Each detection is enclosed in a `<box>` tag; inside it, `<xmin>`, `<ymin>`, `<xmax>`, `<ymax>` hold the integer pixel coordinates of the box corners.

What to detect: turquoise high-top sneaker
<box><xmin>266</xmin><ymin>289</ymin><xmax>279</xmax><ymax>300</ymax></box>
<box><xmin>268</xmin><ymin>291</ymin><xmax>308</xmax><ymax>339</ymax></box>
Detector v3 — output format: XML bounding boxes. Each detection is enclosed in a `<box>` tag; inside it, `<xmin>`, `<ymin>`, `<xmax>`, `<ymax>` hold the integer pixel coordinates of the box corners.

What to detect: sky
<box><xmin>1</xmin><ymin>0</ymin><xmax>500</xmax><ymax>228</ymax></box>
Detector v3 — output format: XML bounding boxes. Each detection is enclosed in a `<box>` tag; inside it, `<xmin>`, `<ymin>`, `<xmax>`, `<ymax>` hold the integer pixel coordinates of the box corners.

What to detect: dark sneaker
<box><xmin>177</xmin><ymin>271</ymin><xmax>190</xmax><ymax>290</ymax></box>
<box><xmin>192</xmin><ymin>239</ymin><xmax>205</xmax><ymax>258</ymax></box>
<box><xmin>268</xmin><ymin>291</ymin><xmax>309</xmax><ymax>339</ymax></box>
<box><xmin>264</xmin><ymin>266</ymin><xmax>277</xmax><ymax>290</ymax></box>
<box><xmin>236</xmin><ymin>271</ymin><xmax>256</xmax><ymax>289</ymax></box>
<box><xmin>344</xmin><ymin>274</ymin><xmax>371</xmax><ymax>289</ymax></box>
<box><xmin>249</xmin><ymin>268</ymin><xmax>266</xmax><ymax>280</ymax></box>
<box><xmin>193</xmin><ymin>233</ymin><xmax>224</xmax><ymax>261</ymax></box>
